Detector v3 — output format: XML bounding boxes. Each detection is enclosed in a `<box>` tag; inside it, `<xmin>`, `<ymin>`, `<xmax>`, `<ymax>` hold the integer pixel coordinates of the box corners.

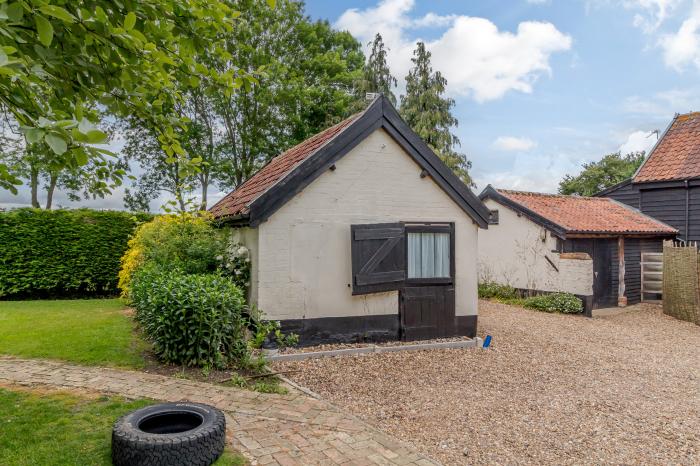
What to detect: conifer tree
<box><xmin>361</xmin><ymin>33</ymin><xmax>397</xmax><ymax>105</ymax></box>
<box><xmin>400</xmin><ymin>42</ymin><xmax>473</xmax><ymax>185</ymax></box>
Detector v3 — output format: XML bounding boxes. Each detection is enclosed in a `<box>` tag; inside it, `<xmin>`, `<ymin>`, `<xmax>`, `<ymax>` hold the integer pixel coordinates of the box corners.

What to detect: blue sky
<box><xmin>3</xmin><ymin>0</ymin><xmax>700</xmax><ymax>209</ymax></box>
<box><xmin>306</xmin><ymin>0</ymin><xmax>700</xmax><ymax>192</ymax></box>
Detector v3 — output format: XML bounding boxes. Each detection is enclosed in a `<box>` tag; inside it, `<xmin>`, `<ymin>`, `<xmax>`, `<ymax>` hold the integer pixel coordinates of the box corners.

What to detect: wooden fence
<box><xmin>662</xmin><ymin>240</ymin><xmax>700</xmax><ymax>325</ymax></box>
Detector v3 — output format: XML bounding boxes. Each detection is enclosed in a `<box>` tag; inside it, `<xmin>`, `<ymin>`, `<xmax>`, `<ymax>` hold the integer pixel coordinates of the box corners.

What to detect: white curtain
<box><xmin>408</xmin><ymin>232</ymin><xmax>450</xmax><ymax>278</ymax></box>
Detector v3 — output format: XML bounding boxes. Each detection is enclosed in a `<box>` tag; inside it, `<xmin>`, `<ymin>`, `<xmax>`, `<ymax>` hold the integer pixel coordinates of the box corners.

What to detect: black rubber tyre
<box><xmin>112</xmin><ymin>402</ymin><xmax>226</xmax><ymax>466</ymax></box>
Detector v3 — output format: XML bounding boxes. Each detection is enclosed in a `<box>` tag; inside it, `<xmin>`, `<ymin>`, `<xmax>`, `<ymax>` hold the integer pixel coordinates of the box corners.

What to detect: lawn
<box><xmin>0</xmin><ymin>299</ymin><xmax>147</xmax><ymax>368</ymax></box>
<box><xmin>0</xmin><ymin>387</ymin><xmax>245</xmax><ymax>466</ymax></box>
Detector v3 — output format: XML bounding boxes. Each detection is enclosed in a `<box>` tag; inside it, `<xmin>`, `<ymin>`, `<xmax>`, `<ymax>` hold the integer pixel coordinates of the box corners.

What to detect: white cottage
<box><xmin>210</xmin><ymin>96</ymin><xmax>490</xmax><ymax>345</ymax></box>
<box><xmin>478</xmin><ymin>186</ymin><xmax>677</xmax><ymax>314</ymax></box>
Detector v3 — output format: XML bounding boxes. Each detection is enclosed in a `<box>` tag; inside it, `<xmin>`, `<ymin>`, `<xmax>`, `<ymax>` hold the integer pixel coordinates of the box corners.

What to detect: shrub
<box><xmin>118</xmin><ymin>213</ymin><xmax>226</xmax><ymax>296</ymax></box>
<box><xmin>0</xmin><ymin>208</ymin><xmax>151</xmax><ymax>299</ymax></box>
<box><xmin>523</xmin><ymin>292</ymin><xmax>583</xmax><ymax>314</ymax></box>
<box><xmin>130</xmin><ymin>267</ymin><xmax>246</xmax><ymax>367</ymax></box>
<box><xmin>478</xmin><ymin>282</ymin><xmax>519</xmax><ymax>300</ymax></box>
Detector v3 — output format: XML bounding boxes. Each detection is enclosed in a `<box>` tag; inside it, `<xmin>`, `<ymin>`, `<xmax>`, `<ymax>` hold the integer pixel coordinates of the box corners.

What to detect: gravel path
<box><xmin>273</xmin><ymin>301</ymin><xmax>700</xmax><ymax>465</ymax></box>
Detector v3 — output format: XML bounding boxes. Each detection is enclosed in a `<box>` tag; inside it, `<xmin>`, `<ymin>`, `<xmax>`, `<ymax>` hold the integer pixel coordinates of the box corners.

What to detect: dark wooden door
<box><xmin>400</xmin><ymin>286</ymin><xmax>455</xmax><ymax>340</ymax></box>
<box><xmin>563</xmin><ymin>238</ymin><xmax>616</xmax><ymax>308</ymax></box>
<box><xmin>592</xmin><ymin>240</ymin><xmax>616</xmax><ymax>308</ymax></box>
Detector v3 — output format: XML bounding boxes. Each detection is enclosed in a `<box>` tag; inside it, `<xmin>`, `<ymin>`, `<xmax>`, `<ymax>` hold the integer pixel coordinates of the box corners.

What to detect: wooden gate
<box><xmin>641</xmin><ymin>252</ymin><xmax>663</xmax><ymax>302</ymax></box>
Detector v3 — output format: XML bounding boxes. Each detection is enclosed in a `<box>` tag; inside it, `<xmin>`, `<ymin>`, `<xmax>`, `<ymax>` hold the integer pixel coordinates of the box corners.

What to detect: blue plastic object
<box><xmin>483</xmin><ymin>335</ymin><xmax>492</xmax><ymax>348</ymax></box>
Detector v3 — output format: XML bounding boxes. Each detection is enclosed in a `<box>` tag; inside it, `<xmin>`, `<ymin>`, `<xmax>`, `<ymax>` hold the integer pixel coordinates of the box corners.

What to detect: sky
<box><xmin>3</xmin><ymin>0</ymin><xmax>700</xmax><ymax>210</ymax></box>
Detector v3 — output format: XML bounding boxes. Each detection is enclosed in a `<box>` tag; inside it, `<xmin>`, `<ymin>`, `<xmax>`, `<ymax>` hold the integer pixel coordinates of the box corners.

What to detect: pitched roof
<box><xmin>209</xmin><ymin>113</ymin><xmax>361</xmax><ymax>219</ymax></box>
<box><xmin>480</xmin><ymin>186</ymin><xmax>677</xmax><ymax>237</ymax></box>
<box><xmin>634</xmin><ymin>111</ymin><xmax>700</xmax><ymax>183</ymax></box>
<box><xmin>210</xmin><ymin>96</ymin><xmax>490</xmax><ymax>228</ymax></box>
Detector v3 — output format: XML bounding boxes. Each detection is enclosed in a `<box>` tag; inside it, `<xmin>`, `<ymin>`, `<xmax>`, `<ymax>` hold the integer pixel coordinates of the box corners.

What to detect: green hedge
<box><xmin>0</xmin><ymin>209</ymin><xmax>151</xmax><ymax>299</ymax></box>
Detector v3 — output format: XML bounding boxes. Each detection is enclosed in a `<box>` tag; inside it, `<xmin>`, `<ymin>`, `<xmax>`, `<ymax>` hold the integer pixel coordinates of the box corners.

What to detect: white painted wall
<box><xmin>478</xmin><ymin>198</ymin><xmax>593</xmax><ymax>296</ymax></box>
<box><xmin>253</xmin><ymin>128</ymin><xmax>480</xmax><ymax>321</ymax></box>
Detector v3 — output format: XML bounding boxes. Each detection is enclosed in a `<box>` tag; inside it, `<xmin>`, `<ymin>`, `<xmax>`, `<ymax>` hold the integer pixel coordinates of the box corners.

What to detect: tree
<box><xmin>121</xmin><ymin>0</ymin><xmax>365</xmax><ymax>210</ymax></box>
<box><xmin>559</xmin><ymin>152</ymin><xmax>646</xmax><ymax>196</ymax></box>
<box><xmin>0</xmin><ymin>116</ymin><xmax>123</xmax><ymax>209</ymax></box>
<box><xmin>120</xmin><ymin>87</ymin><xmax>221</xmax><ymax>211</ymax></box>
<box><xmin>0</xmin><ymin>0</ymin><xmax>247</xmax><ymax>195</ymax></box>
<box><xmin>214</xmin><ymin>0</ymin><xmax>364</xmax><ymax>190</ymax></box>
<box><xmin>399</xmin><ymin>42</ymin><xmax>473</xmax><ymax>186</ymax></box>
<box><xmin>357</xmin><ymin>33</ymin><xmax>397</xmax><ymax>105</ymax></box>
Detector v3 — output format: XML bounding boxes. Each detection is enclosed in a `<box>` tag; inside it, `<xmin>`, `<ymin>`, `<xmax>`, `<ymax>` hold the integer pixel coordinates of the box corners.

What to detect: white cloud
<box><xmin>659</xmin><ymin>2</ymin><xmax>700</xmax><ymax>70</ymax></box>
<box><xmin>623</xmin><ymin>87</ymin><xmax>700</xmax><ymax>116</ymax></box>
<box><xmin>626</xmin><ymin>0</ymin><xmax>682</xmax><ymax>32</ymax></box>
<box><xmin>492</xmin><ymin>136</ymin><xmax>538</xmax><ymax>151</ymax></box>
<box><xmin>618</xmin><ymin>129</ymin><xmax>659</xmax><ymax>153</ymax></box>
<box><xmin>336</xmin><ymin>0</ymin><xmax>571</xmax><ymax>102</ymax></box>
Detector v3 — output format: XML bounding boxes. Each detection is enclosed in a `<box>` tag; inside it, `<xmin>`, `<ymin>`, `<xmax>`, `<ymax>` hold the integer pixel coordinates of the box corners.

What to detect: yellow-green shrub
<box><xmin>118</xmin><ymin>213</ymin><xmax>226</xmax><ymax>297</ymax></box>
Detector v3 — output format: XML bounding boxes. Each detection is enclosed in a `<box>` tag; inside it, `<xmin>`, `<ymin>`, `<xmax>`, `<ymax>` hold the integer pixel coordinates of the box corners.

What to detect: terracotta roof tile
<box><xmin>497</xmin><ymin>189</ymin><xmax>677</xmax><ymax>235</ymax></box>
<box><xmin>210</xmin><ymin>113</ymin><xmax>362</xmax><ymax>219</ymax></box>
<box><xmin>634</xmin><ymin>111</ymin><xmax>700</xmax><ymax>182</ymax></box>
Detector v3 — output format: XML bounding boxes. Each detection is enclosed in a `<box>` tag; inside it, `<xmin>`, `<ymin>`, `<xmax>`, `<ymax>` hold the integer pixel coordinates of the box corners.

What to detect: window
<box><xmin>407</xmin><ymin>231</ymin><xmax>451</xmax><ymax>279</ymax></box>
<box><xmin>488</xmin><ymin>209</ymin><xmax>499</xmax><ymax>225</ymax></box>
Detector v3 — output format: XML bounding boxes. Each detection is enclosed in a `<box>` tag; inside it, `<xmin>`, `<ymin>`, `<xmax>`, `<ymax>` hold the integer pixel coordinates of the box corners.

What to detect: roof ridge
<box><xmin>497</xmin><ymin>188</ymin><xmax>603</xmax><ymax>200</ymax></box>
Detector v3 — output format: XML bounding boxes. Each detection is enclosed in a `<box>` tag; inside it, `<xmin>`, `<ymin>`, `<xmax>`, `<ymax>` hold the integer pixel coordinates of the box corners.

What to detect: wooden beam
<box><xmin>618</xmin><ymin>236</ymin><xmax>627</xmax><ymax>307</ymax></box>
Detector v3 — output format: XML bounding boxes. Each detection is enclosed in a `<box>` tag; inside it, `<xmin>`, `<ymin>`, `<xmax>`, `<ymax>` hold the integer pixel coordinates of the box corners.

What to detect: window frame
<box><xmin>404</xmin><ymin>222</ymin><xmax>455</xmax><ymax>285</ymax></box>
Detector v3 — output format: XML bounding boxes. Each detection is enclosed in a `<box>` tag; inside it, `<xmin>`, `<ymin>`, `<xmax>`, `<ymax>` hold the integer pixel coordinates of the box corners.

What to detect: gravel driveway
<box><xmin>273</xmin><ymin>301</ymin><xmax>700</xmax><ymax>465</ymax></box>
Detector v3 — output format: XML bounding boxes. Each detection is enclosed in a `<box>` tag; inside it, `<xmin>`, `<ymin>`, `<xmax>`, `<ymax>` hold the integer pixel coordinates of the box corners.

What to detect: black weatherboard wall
<box><xmin>563</xmin><ymin>237</ymin><xmax>663</xmax><ymax>307</ymax></box>
<box><xmin>601</xmin><ymin>180</ymin><xmax>699</xmax><ymax>241</ymax></box>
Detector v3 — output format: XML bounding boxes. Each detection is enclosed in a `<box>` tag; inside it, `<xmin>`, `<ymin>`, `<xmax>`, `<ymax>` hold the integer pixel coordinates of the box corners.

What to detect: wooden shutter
<box><xmin>351</xmin><ymin>223</ymin><xmax>406</xmax><ymax>295</ymax></box>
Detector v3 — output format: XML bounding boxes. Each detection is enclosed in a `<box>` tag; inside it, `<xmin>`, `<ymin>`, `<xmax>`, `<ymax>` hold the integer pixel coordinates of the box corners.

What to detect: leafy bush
<box><xmin>523</xmin><ymin>292</ymin><xmax>583</xmax><ymax>314</ymax></box>
<box><xmin>0</xmin><ymin>208</ymin><xmax>151</xmax><ymax>299</ymax></box>
<box><xmin>478</xmin><ymin>282</ymin><xmax>519</xmax><ymax>300</ymax></box>
<box><xmin>118</xmin><ymin>213</ymin><xmax>226</xmax><ymax>296</ymax></box>
<box><xmin>130</xmin><ymin>267</ymin><xmax>247</xmax><ymax>367</ymax></box>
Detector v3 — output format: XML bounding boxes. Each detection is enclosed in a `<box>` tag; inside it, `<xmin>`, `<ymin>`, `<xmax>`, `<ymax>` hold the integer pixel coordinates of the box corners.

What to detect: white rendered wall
<box><xmin>255</xmin><ymin>128</ymin><xmax>480</xmax><ymax>321</ymax></box>
<box><xmin>478</xmin><ymin>198</ymin><xmax>593</xmax><ymax>296</ymax></box>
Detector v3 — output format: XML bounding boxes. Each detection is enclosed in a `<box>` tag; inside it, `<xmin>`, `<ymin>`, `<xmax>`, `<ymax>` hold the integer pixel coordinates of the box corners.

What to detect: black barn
<box><xmin>598</xmin><ymin>112</ymin><xmax>700</xmax><ymax>242</ymax></box>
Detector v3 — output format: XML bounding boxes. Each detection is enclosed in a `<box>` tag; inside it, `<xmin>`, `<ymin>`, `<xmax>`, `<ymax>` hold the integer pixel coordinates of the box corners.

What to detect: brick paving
<box><xmin>0</xmin><ymin>356</ymin><xmax>438</xmax><ymax>466</ymax></box>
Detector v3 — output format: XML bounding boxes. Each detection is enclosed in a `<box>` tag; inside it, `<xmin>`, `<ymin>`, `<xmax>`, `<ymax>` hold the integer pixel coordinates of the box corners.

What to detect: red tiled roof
<box><xmin>497</xmin><ymin>189</ymin><xmax>677</xmax><ymax>235</ymax></box>
<box><xmin>634</xmin><ymin>112</ymin><xmax>700</xmax><ymax>182</ymax></box>
<box><xmin>210</xmin><ymin>113</ymin><xmax>362</xmax><ymax>219</ymax></box>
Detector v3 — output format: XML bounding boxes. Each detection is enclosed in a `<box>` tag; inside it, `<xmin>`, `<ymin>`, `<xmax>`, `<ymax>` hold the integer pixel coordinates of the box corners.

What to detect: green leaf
<box><xmin>0</xmin><ymin>47</ymin><xmax>7</xmax><ymax>67</ymax></box>
<box><xmin>39</xmin><ymin>5</ymin><xmax>75</xmax><ymax>23</ymax></box>
<box><xmin>35</xmin><ymin>15</ymin><xmax>54</xmax><ymax>47</ymax></box>
<box><xmin>7</xmin><ymin>3</ymin><xmax>23</xmax><ymax>22</ymax></box>
<box><xmin>124</xmin><ymin>12</ymin><xmax>136</xmax><ymax>31</ymax></box>
<box><xmin>45</xmin><ymin>133</ymin><xmax>68</xmax><ymax>155</ymax></box>
<box><xmin>75</xmin><ymin>149</ymin><xmax>89</xmax><ymax>166</ymax></box>
<box><xmin>85</xmin><ymin>129</ymin><xmax>108</xmax><ymax>143</ymax></box>
<box><xmin>25</xmin><ymin>128</ymin><xmax>45</xmax><ymax>144</ymax></box>
<box><xmin>266</xmin><ymin>0</ymin><xmax>276</xmax><ymax>8</ymax></box>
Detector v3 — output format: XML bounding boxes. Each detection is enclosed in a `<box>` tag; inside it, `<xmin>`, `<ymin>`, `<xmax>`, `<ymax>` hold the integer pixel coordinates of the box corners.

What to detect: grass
<box><xmin>0</xmin><ymin>298</ymin><xmax>286</xmax><ymax>394</ymax></box>
<box><xmin>0</xmin><ymin>387</ymin><xmax>246</xmax><ymax>466</ymax></box>
<box><xmin>0</xmin><ymin>298</ymin><xmax>148</xmax><ymax>368</ymax></box>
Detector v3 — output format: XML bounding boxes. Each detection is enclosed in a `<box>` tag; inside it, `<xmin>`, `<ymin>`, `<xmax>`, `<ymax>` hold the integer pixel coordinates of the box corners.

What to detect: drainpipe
<box><xmin>618</xmin><ymin>236</ymin><xmax>627</xmax><ymax>307</ymax></box>
<box><xmin>685</xmin><ymin>180</ymin><xmax>690</xmax><ymax>241</ymax></box>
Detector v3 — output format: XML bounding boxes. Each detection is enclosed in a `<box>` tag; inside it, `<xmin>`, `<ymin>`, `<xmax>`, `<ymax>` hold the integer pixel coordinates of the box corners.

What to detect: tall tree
<box><xmin>399</xmin><ymin>42</ymin><xmax>473</xmax><ymax>186</ymax></box>
<box><xmin>0</xmin><ymin>118</ymin><xmax>123</xmax><ymax>209</ymax></box>
<box><xmin>121</xmin><ymin>0</ymin><xmax>365</xmax><ymax>210</ymax></box>
<box><xmin>358</xmin><ymin>33</ymin><xmax>397</xmax><ymax>105</ymax></box>
<box><xmin>559</xmin><ymin>152</ymin><xmax>646</xmax><ymax>196</ymax></box>
<box><xmin>214</xmin><ymin>0</ymin><xmax>365</xmax><ymax>190</ymax></box>
<box><xmin>120</xmin><ymin>87</ymin><xmax>221</xmax><ymax>211</ymax></box>
<box><xmin>0</xmin><ymin>0</ymin><xmax>247</xmax><ymax>197</ymax></box>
